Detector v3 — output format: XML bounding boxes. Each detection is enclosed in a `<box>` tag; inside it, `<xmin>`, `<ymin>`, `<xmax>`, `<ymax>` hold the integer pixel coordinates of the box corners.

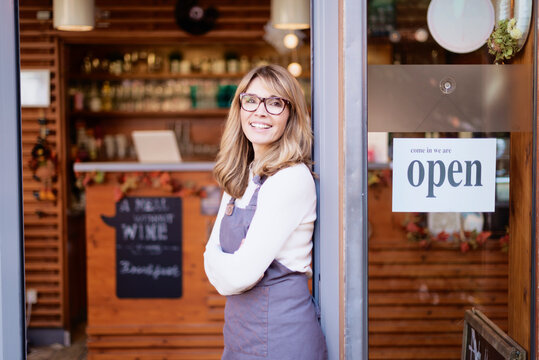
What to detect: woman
<box><xmin>204</xmin><ymin>64</ymin><xmax>328</xmax><ymax>360</ymax></box>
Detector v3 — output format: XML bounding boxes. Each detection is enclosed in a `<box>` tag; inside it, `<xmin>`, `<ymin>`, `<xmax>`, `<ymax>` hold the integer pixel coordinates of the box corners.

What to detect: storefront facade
<box><xmin>1</xmin><ymin>1</ymin><xmax>539</xmax><ymax>359</ymax></box>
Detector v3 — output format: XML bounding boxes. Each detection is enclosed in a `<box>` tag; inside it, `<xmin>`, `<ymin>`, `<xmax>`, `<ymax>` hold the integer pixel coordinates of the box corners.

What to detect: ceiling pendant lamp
<box><xmin>53</xmin><ymin>0</ymin><xmax>94</xmax><ymax>31</ymax></box>
<box><xmin>271</xmin><ymin>0</ymin><xmax>310</xmax><ymax>30</ymax></box>
<box><xmin>283</xmin><ymin>33</ymin><xmax>299</xmax><ymax>49</ymax></box>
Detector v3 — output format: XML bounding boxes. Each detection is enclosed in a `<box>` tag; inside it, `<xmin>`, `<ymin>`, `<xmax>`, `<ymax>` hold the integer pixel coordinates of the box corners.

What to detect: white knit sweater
<box><xmin>204</xmin><ymin>163</ymin><xmax>317</xmax><ymax>296</ymax></box>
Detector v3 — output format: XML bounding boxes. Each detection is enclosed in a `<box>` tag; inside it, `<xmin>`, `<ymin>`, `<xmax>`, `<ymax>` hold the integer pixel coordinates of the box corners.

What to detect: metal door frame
<box><xmin>312</xmin><ymin>0</ymin><xmax>368</xmax><ymax>358</ymax></box>
<box><xmin>0</xmin><ymin>0</ymin><xmax>26</xmax><ymax>359</ymax></box>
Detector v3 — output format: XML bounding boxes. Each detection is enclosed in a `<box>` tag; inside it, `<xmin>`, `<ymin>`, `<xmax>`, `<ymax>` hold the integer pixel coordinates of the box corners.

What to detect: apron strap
<box><xmin>225</xmin><ymin>175</ymin><xmax>268</xmax><ymax>214</ymax></box>
<box><xmin>247</xmin><ymin>175</ymin><xmax>267</xmax><ymax>207</ymax></box>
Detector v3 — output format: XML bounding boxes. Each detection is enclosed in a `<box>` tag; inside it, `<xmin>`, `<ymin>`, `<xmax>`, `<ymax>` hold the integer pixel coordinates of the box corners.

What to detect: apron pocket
<box><xmin>224</xmin><ymin>286</ymin><xmax>269</xmax><ymax>357</ymax></box>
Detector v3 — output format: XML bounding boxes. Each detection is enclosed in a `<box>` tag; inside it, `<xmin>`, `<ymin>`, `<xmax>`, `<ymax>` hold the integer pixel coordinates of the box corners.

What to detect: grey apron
<box><xmin>219</xmin><ymin>175</ymin><xmax>328</xmax><ymax>360</ymax></box>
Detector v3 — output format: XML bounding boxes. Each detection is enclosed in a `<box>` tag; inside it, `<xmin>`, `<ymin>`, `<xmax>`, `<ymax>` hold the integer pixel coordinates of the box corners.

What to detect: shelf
<box><xmin>69</xmin><ymin>109</ymin><xmax>229</xmax><ymax>118</ymax></box>
<box><xmin>74</xmin><ymin>161</ymin><xmax>215</xmax><ymax>173</ymax></box>
<box><xmin>69</xmin><ymin>72</ymin><xmax>311</xmax><ymax>81</ymax></box>
<box><xmin>69</xmin><ymin>73</ymin><xmax>247</xmax><ymax>81</ymax></box>
<box><xmin>368</xmin><ymin>162</ymin><xmax>392</xmax><ymax>170</ymax></box>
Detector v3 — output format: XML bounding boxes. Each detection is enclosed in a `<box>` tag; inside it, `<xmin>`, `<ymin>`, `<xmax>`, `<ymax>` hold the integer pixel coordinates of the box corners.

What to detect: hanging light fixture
<box><xmin>283</xmin><ymin>33</ymin><xmax>299</xmax><ymax>49</ymax></box>
<box><xmin>53</xmin><ymin>0</ymin><xmax>94</xmax><ymax>31</ymax></box>
<box><xmin>271</xmin><ymin>0</ymin><xmax>310</xmax><ymax>30</ymax></box>
<box><xmin>287</xmin><ymin>62</ymin><xmax>302</xmax><ymax>77</ymax></box>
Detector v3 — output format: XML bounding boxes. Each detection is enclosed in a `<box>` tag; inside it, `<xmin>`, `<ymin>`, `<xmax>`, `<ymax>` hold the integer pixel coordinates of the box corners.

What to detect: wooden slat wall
<box><xmin>368</xmin><ymin>185</ymin><xmax>508</xmax><ymax>360</ymax></box>
<box><xmin>20</xmin><ymin>1</ymin><xmax>66</xmax><ymax>329</ymax></box>
<box><xmin>19</xmin><ymin>0</ymin><xmax>275</xmax><ymax>44</ymax></box>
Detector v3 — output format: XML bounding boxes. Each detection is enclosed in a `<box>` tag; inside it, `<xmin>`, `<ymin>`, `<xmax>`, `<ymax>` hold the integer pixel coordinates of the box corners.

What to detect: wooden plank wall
<box><xmin>20</xmin><ymin>1</ymin><xmax>66</xmax><ymax>329</ymax></box>
<box><xmin>20</xmin><ymin>0</ymin><xmax>272</xmax><ymax>44</ymax></box>
<box><xmin>368</xmin><ymin>185</ymin><xmax>508</xmax><ymax>360</ymax></box>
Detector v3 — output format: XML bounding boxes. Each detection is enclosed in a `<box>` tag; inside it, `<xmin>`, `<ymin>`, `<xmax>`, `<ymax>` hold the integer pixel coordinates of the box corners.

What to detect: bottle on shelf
<box><xmin>101</xmin><ymin>81</ymin><xmax>113</xmax><ymax>111</ymax></box>
<box><xmin>169</xmin><ymin>51</ymin><xmax>182</xmax><ymax>74</ymax></box>
<box><xmin>88</xmin><ymin>84</ymin><xmax>102</xmax><ymax>112</ymax></box>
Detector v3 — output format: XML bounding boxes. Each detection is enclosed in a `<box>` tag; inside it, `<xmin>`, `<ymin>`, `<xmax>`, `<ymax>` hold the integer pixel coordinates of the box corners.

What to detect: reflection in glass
<box><xmin>368</xmin><ymin>65</ymin><xmax>532</xmax><ymax>132</ymax></box>
<box><xmin>366</xmin><ymin>0</ymin><xmax>531</xmax><ymax>358</ymax></box>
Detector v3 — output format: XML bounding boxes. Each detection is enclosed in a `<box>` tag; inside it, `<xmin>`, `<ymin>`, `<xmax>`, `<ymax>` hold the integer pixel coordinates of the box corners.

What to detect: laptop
<box><xmin>132</xmin><ymin>130</ymin><xmax>182</xmax><ymax>163</ymax></box>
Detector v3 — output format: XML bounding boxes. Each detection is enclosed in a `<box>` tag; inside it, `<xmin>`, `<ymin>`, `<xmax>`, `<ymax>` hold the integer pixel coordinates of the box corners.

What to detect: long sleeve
<box><xmin>203</xmin><ymin>164</ymin><xmax>316</xmax><ymax>296</ymax></box>
<box><xmin>204</xmin><ymin>191</ymin><xmax>230</xmax><ymax>252</ymax></box>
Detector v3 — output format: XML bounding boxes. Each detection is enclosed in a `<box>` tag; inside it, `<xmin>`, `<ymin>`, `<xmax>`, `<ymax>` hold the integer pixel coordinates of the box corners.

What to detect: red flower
<box><xmin>460</xmin><ymin>242</ymin><xmax>470</xmax><ymax>253</ymax></box>
<box><xmin>476</xmin><ymin>231</ymin><xmax>492</xmax><ymax>245</ymax></box>
<box><xmin>367</xmin><ymin>149</ymin><xmax>374</xmax><ymax>162</ymax></box>
<box><xmin>499</xmin><ymin>234</ymin><xmax>509</xmax><ymax>245</ymax></box>
<box><xmin>436</xmin><ymin>231</ymin><xmax>450</xmax><ymax>242</ymax></box>
<box><xmin>406</xmin><ymin>222</ymin><xmax>420</xmax><ymax>233</ymax></box>
<box><xmin>142</xmin><ymin>176</ymin><xmax>152</xmax><ymax>186</ymax></box>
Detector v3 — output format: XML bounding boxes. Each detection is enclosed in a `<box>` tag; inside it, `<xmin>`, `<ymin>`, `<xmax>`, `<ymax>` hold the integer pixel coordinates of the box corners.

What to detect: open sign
<box><xmin>392</xmin><ymin>138</ymin><xmax>496</xmax><ymax>212</ymax></box>
<box><xmin>407</xmin><ymin>159</ymin><xmax>483</xmax><ymax>198</ymax></box>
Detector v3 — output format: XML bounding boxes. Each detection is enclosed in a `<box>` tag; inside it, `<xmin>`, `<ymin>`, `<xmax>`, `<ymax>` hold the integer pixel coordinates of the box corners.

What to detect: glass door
<box><xmin>367</xmin><ymin>0</ymin><xmax>535</xmax><ymax>358</ymax></box>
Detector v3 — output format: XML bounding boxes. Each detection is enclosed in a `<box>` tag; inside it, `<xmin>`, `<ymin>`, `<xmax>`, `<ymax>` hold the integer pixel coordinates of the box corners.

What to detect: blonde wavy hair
<box><xmin>213</xmin><ymin>64</ymin><xmax>313</xmax><ymax>199</ymax></box>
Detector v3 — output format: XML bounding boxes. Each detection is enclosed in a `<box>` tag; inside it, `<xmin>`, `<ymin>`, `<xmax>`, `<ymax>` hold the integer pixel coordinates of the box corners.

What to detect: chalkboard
<box><xmin>462</xmin><ymin>309</ymin><xmax>525</xmax><ymax>360</ymax></box>
<box><xmin>102</xmin><ymin>197</ymin><xmax>182</xmax><ymax>299</ymax></box>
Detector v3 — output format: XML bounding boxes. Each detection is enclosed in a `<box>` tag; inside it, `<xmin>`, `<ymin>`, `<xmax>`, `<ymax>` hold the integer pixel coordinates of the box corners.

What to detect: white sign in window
<box><xmin>20</xmin><ymin>70</ymin><xmax>50</xmax><ymax>107</ymax></box>
<box><xmin>392</xmin><ymin>138</ymin><xmax>496</xmax><ymax>212</ymax></box>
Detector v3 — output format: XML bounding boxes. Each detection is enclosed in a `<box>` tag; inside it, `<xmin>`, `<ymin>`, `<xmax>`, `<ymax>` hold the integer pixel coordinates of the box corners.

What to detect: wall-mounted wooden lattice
<box><xmin>20</xmin><ymin>0</ymin><xmax>66</xmax><ymax>329</ymax></box>
<box><xmin>19</xmin><ymin>1</ymin><xmax>275</xmax><ymax>44</ymax></box>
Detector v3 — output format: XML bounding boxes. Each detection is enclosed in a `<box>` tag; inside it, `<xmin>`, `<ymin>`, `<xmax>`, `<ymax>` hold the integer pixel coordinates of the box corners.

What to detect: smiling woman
<box><xmin>205</xmin><ymin>65</ymin><xmax>327</xmax><ymax>359</ymax></box>
<box><xmin>213</xmin><ymin>64</ymin><xmax>313</xmax><ymax>199</ymax></box>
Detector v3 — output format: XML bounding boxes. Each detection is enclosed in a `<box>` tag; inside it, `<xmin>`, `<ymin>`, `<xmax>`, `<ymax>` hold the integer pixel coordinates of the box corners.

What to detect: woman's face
<box><xmin>240</xmin><ymin>77</ymin><xmax>290</xmax><ymax>159</ymax></box>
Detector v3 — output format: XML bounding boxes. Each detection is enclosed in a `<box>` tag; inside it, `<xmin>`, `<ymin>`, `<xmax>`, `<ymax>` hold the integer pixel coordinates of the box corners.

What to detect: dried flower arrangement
<box><xmin>488</xmin><ymin>18</ymin><xmax>522</xmax><ymax>64</ymax></box>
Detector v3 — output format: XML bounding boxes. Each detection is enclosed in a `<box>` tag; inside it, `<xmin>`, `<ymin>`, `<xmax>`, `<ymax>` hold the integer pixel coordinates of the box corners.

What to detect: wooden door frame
<box><xmin>510</xmin><ymin>3</ymin><xmax>537</xmax><ymax>356</ymax></box>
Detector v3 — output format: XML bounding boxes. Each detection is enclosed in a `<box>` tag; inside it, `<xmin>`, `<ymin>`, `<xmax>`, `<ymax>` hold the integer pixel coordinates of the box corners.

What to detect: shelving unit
<box><xmin>69</xmin><ymin>72</ymin><xmax>311</xmax><ymax>81</ymax></box>
<box><xmin>69</xmin><ymin>109</ymin><xmax>229</xmax><ymax>118</ymax></box>
<box><xmin>65</xmin><ymin>43</ymin><xmax>312</xmax><ymax>169</ymax></box>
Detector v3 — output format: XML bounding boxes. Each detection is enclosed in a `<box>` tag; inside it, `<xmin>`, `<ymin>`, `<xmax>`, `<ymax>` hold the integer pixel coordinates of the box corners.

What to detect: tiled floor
<box><xmin>27</xmin><ymin>328</ymin><xmax>87</xmax><ymax>360</ymax></box>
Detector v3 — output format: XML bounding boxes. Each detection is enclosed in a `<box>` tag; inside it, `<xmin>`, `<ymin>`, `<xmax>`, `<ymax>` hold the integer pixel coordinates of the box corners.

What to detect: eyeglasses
<box><xmin>239</xmin><ymin>93</ymin><xmax>290</xmax><ymax>115</ymax></box>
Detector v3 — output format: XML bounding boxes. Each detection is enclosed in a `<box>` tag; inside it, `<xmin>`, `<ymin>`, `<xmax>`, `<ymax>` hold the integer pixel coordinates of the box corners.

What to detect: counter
<box><xmin>76</xmin><ymin>162</ymin><xmax>224</xmax><ymax>359</ymax></box>
<box><xmin>74</xmin><ymin>161</ymin><xmax>215</xmax><ymax>173</ymax></box>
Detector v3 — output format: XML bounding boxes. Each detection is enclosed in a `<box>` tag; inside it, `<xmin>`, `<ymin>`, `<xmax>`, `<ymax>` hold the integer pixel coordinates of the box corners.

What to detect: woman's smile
<box><xmin>249</xmin><ymin>121</ymin><xmax>272</xmax><ymax>130</ymax></box>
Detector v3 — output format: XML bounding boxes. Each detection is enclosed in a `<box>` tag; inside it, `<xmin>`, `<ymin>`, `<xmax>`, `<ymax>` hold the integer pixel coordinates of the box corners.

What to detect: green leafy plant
<box><xmin>488</xmin><ymin>18</ymin><xmax>523</xmax><ymax>64</ymax></box>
